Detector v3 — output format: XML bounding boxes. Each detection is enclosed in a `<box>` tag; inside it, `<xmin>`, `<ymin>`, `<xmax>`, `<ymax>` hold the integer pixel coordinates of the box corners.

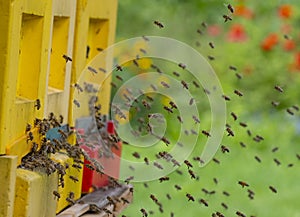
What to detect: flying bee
<box><xmin>133</xmin><ymin>59</ymin><xmax>139</xmax><ymax>67</ymax></box>
<box><xmin>239</xmin><ymin>122</ymin><xmax>247</xmax><ymax>127</ymax></box>
<box><xmin>184</xmin><ymin>160</ymin><xmax>193</xmax><ymax>168</ymax></box>
<box><xmin>132</xmin><ymin>152</ymin><xmax>140</xmax><ymax>159</ymax></box>
<box><xmin>173</xmin><ymin>71</ymin><xmax>180</xmax><ymax>77</ymax></box>
<box><xmin>142</xmin><ymin>35</ymin><xmax>149</xmax><ymax>41</ymax></box>
<box><xmin>208</xmin><ymin>55</ymin><xmax>215</xmax><ymax>61</ymax></box>
<box><xmin>159</xmin><ymin>176</ymin><xmax>169</xmax><ymax>182</ymax></box>
<box><xmin>223</xmin><ymin>15</ymin><xmax>232</xmax><ymax>22</ymax></box>
<box><xmin>142</xmin><ymin>100</ymin><xmax>151</xmax><ymax>109</ymax></box>
<box><xmin>177</xmin><ymin>116</ymin><xmax>183</xmax><ymax>123</ymax></box>
<box><xmin>53</xmin><ymin>190</ymin><xmax>61</xmax><ymax>201</ymax></box>
<box><xmin>186</xmin><ymin>193</ymin><xmax>195</xmax><ymax>202</ymax></box>
<box><xmin>161</xmin><ymin>137</ymin><xmax>170</xmax><ymax>146</ymax></box>
<box><xmin>140</xmin><ymin>208</ymin><xmax>148</xmax><ymax>217</ymax></box>
<box><xmin>272</xmin><ymin>147</ymin><xmax>279</xmax><ymax>152</ymax></box>
<box><xmin>169</xmin><ymin>101</ymin><xmax>177</xmax><ymax>109</ymax></box>
<box><xmin>271</xmin><ymin>101</ymin><xmax>280</xmax><ymax>107</ymax></box>
<box><xmin>208</xmin><ymin>42</ymin><xmax>215</xmax><ymax>49</ymax></box>
<box><xmin>226</xmin><ymin>127</ymin><xmax>234</xmax><ymax>136</ymax></box>
<box><xmin>222</xmin><ymin>95</ymin><xmax>231</xmax><ymax>101</ymax></box>
<box><xmin>201</xmin><ymin>22</ymin><xmax>207</xmax><ymax>28</ymax></box>
<box><xmin>213</xmin><ymin>158</ymin><xmax>220</xmax><ymax>164</ymax></box>
<box><xmin>189</xmin><ymin>98</ymin><xmax>195</xmax><ymax>105</ymax></box>
<box><xmin>235</xmin><ymin>73</ymin><xmax>242</xmax><ymax>79</ymax></box>
<box><xmin>286</xmin><ymin>108</ymin><xmax>294</xmax><ymax>115</ymax></box>
<box><xmin>98</xmin><ymin>67</ymin><xmax>106</xmax><ymax>73</ymax></box>
<box><xmin>154</xmin><ymin>20</ymin><xmax>164</xmax><ymax>28</ymax></box>
<box><xmin>221</xmin><ymin>145</ymin><xmax>230</xmax><ymax>153</ymax></box>
<box><xmin>221</xmin><ymin>202</ymin><xmax>228</xmax><ymax>209</ymax></box>
<box><xmin>199</xmin><ymin>198</ymin><xmax>208</xmax><ymax>207</ymax></box>
<box><xmin>178</xmin><ymin>63</ymin><xmax>186</xmax><ymax>69</ymax></box>
<box><xmin>223</xmin><ymin>191</ymin><xmax>230</xmax><ymax>196</ymax></box>
<box><xmin>174</xmin><ymin>184</ymin><xmax>182</xmax><ymax>191</ymax></box>
<box><xmin>275</xmin><ymin>84</ymin><xmax>285</xmax><ymax>93</ymax></box>
<box><xmin>204</xmin><ymin>88</ymin><xmax>211</xmax><ymax>95</ymax></box>
<box><xmin>254</xmin><ymin>156</ymin><xmax>261</xmax><ymax>163</ymax></box>
<box><xmin>73</xmin><ymin>99</ymin><xmax>80</xmax><ymax>108</ymax></box>
<box><xmin>69</xmin><ymin>175</ymin><xmax>79</xmax><ymax>183</ymax></box>
<box><xmin>192</xmin><ymin>115</ymin><xmax>200</xmax><ymax>124</ymax></box>
<box><xmin>150</xmin><ymin>194</ymin><xmax>158</xmax><ymax>203</ymax></box>
<box><xmin>269</xmin><ymin>186</ymin><xmax>277</xmax><ymax>193</ymax></box>
<box><xmin>247</xmin><ymin>129</ymin><xmax>252</xmax><ymax>136</ymax></box>
<box><xmin>153</xmin><ymin>162</ymin><xmax>163</xmax><ymax>170</ymax></box>
<box><xmin>197</xmin><ymin>29</ymin><xmax>203</xmax><ymax>35</ymax></box>
<box><xmin>62</xmin><ymin>54</ymin><xmax>72</xmax><ymax>62</ymax></box>
<box><xmin>227</xmin><ymin>4</ymin><xmax>234</xmax><ymax>13</ymax></box>
<box><xmin>87</xmin><ymin>66</ymin><xmax>97</xmax><ymax>74</ymax></box>
<box><xmin>144</xmin><ymin>157</ymin><xmax>149</xmax><ymax>165</ymax></box>
<box><xmin>116</xmin><ymin>75</ymin><xmax>123</xmax><ymax>81</ymax></box>
<box><xmin>238</xmin><ymin>181</ymin><xmax>249</xmax><ymax>188</ymax></box>
<box><xmin>35</xmin><ymin>99</ymin><xmax>41</xmax><ymax>110</ymax></box>
<box><xmin>292</xmin><ymin>105</ymin><xmax>299</xmax><ymax>111</ymax></box>
<box><xmin>73</xmin><ymin>83</ymin><xmax>83</xmax><ymax>93</ymax></box>
<box><xmin>229</xmin><ymin>65</ymin><xmax>237</xmax><ymax>71</ymax></box>
<box><xmin>172</xmin><ymin>159</ymin><xmax>180</xmax><ymax>167</ymax></box>
<box><xmin>161</xmin><ymin>81</ymin><xmax>170</xmax><ymax>88</ymax></box>
<box><xmin>188</xmin><ymin>169</ymin><xmax>196</xmax><ymax>179</ymax></box>
<box><xmin>146</xmin><ymin>95</ymin><xmax>154</xmax><ymax>102</ymax></box>
<box><xmin>231</xmin><ymin>112</ymin><xmax>238</xmax><ymax>121</ymax></box>
<box><xmin>202</xmin><ymin>130</ymin><xmax>211</xmax><ymax>137</ymax></box>
<box><xmin>274</xmin><ymin>158</ymin><xmax>281</xmax><ymax>166</ymax></box>
<box><xmin>236</xmin><ymin>211</ymin><xmax>246</xmax><ymax>217</ymax></box>
<box><xmin>234</xmin><ymin>89</ymin><xmax>243</xmax><ymax>97</ymax></box>
<box><xmin>163</xmin><ymin>106</ymin><xmax>173</xmax><ymax>114</ymax></box>
<box><xmin>192</xmin><ymin>81</ymin><xmax>200</xmax><ymax>88</ymax></box>
<box><xmin>181</xmin><ymin>80</ymin><xmax>189</xmax><ymax>89</ymax></box>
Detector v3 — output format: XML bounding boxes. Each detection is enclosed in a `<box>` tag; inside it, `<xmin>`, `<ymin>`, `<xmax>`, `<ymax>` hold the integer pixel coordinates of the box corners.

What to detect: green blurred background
<box><xmin>112</xmin><ymin>0</ymin><xmax>300</xmax><ymax>216</ymax></box>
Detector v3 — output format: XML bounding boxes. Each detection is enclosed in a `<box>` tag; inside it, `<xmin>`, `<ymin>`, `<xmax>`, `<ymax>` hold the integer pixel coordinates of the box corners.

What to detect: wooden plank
<box><xmin>57</xmin><ymin>184</ymin><xmax>132</xmax><ymax>217</ymax></box>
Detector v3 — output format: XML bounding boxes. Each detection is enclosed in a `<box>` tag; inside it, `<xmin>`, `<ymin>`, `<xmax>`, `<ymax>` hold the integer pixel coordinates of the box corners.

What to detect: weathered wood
<box><xmin>57</xmin><ymin>184</ymin><xmax>132</xmax><ymax>217</ymax></box>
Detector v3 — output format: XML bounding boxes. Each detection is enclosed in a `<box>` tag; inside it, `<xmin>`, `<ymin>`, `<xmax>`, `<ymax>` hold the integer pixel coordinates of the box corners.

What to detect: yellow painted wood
<box><xmin>14</xmin><ymin>169</ymin><xmax>58</xmax><ymax>217</ymax></box>
<box><xmin>0</xmin><ymin>156</ymin><xmax>17</xmax><ymax>217</ymax></box>
<box><xmin>51</xmin><ymin>153</ymin><xmax>83</xmax><ymax>213</ymax></box>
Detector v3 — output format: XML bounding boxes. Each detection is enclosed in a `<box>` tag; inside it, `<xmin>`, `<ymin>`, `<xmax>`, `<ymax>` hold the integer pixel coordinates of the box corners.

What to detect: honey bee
<box><xmin>208</xmin><ymin>42</ymin><xmax>215</xmax><ymax>49</ymax></box>
<box><xmin>199</xmin><ymin>198</ymin><xmax>208</xmax><ymax>207</ymax></box>
<box><xmin>178</xmin><ymin>63</ymin><xmax>186</xmax><ymax>69</ymax></box>
<box><xmin>286</xmin><ymin>108</ymin><xmax>294</xmax><ymax>115</ymax></box>
<box><xmin>35</xmin><ymin>99</ymin><xmax>41</xmax><ymax>110</ymax></box>
<box><xmin>216</xmin><ymin>211</ymin><xmax>225</xmax><ymax>217</ymax></box>
<box><xmin>140</xmin><ymin>208</ymin><xmax>148</xmax><ymax>217</ymax></box>
<box><xmin>58</xmin><ymin>129</ymin><xmax>68</xmax><ymax>139</ymax></box>
<box><xmin>173</xmin><ymin>71</ymin><xmax>180</xmax><ymax>77</ymax></box>
<box><xmin>223</xmin><ymin>15</ymin><xmax>232</xmax><ymax>22</ymax></box>
<box><xmin>142</xmin><ymin>35</ymin><xmax>150</xmax><ymax>41</ymax></box>
<box><xmin>86</xmin><ymin>46</ymin><xmax>90</xmax><ymax>58</ymax></box>
<box><xmin>87</xmin><ymin>66</ymin><xmax>97</xmax><ymax>74</ymax></box>
<box><xmin>163</xmin><ymin>106</ymin><xmax>173</xmax><ymax>114</ymax></box>
<box><xmin>201</xmin><ymin>22</ymin><xmax>207</xmax><ymax>28</ymax></box>
<box><xmin>197</xmin><ymin>29</ymin><xmax>203</xmax><ymax>35</ymax></box>
<box><xmin>73</xmin><ymin>99</ymin><xmax>80</xmax><ymax>108</ymax></box>
<box><xmin>227</xmin><ymin>4</ymin><xmax>234</xmax><ymax>13</ymax></box>
<box><xmin>229</xmin><ymin>65</ymin><xmax>237</xmax><ymax>71</ymax></box>
<box><xmin>169</xmin><ymin>101</ymin><xmax>177</xmax><ymax>109</ymax></box>
<box><xmin>271</xmin><ymin>101</ymin><xmax>280</xmax><ymax>107</ymax></box>
<box><xmin>222</xmin><ymin>95</ymin><xmax>231</xmax><ymax>101</ymax></box>
<box><xmin>73</xmin><ymin>83</ymin><xmax>83</xmax><ymax>93</ymax></box>
<box><xmin>174</xmin><ymin>184</ymin><xmax>182</xmax><ymax>191</ymax></box>
<box><xmin>254</xmin><ymin>156</ymin><xmax>261</xmax><ymax>163</ymax></box>
<box><xmin>132</xmin><ymin>152</ymin><xmax>140</xmax><ymax>159</ymax></box>
<box><xmin>208</xmin><ymin>55</ymin><xmax>215</xmax><ymax>61</ymax></box>
<box><xmin>98</xmin><ymin>67</ymin><xmax>107</xmax><ymax>73</ymax></box>
<box><xmin>161</xmin><ymin>81</ymin><xmax>170</xmax><ymax>88</ymax></box>
<box><xmin>221</xmin><ymin>145</ymin><xmax>230</xmax><ymax>153</ymax></box>
<box><xmin>226</xmin><ymin>127</ymin><xmax>234</xmax><ymax>136</ymax></box>
<box><xmin>231</xmin><ymin>112</ymin><xmax>238</xmax><ymax>121</ymax></box>
<box><xmin>116</xmin><ymin>64</ymin><xmax>123</xmax><ymax>71</ymax></box>
<box><xmin>184</xmin><ymin>160</ymin><xmax>193</xmax><ymax>168</ymax></box>
<box><xmin>221</xmin><ymin>202</ymin><xmax>228</xmax><ymax>209</ymax></box>
<box><xmin>223</xmin><ymin>191</ymin><xmax>230</xmax><ymax>196</ymax></box>
<box><xmin>234</xmin><ymin>89</ymin><xmax>243</xmax><ymax>97</ymax></box>
<box><xmin>238</xmin><ymin>181</ymin><xmax>249</xmax><ymax>188</ymax></box>
<box><xmin>59</xmin><ymin>115</ymin><xmax>64</xmax><ymax>124</ymax></box>
<box><xmin>166</xmin><ymin>194</ymin><xmax>172</xmax><ymax>200</ymax></box>
<box><xmin>273</xmin><ymin>158</ymin><xmax>281</xmax><ymax>166</ymax></box>
<box><xmin>159</xmin><ymin>176</ymin><xmax>169</xmax><ymax>182</ymax></box>
<box><xmin>272</xmin><ymin>147</ymin><xmax>279</xmax><ymax>152</ymax></box>
<box><xmin>25</xmin><ymin>123</ymin><xmax>31</xmax><ymax>133</ymax></box>
<box><xmin>236</xmin><ymin>211</ymin><xmax>246</xmax><ymax>217</ymax></box>
<box><xmin>181</xmin><ymin>81</ymin><xmax>189</xmax><ymax>89</ymax></box>
<box><xmin>116</xmin><ymin>75</ymin><xmax>123</xmax><ymax>81</ymax></box>
<box><xmin>154</xmin><ymin>20</ymin><xmax>164</xmax><ymax>28</ymax></box>
<box><xmin>192</xmin><ymin>81</ymin><xmax>200</xmax><ymax>88</ymax></box>
<box><xmin>188</xmin><ymin>169</ymin><xmax>196</xmax><ymax>179</ymax></box>
<box><xmin>142</xmin><ymin>100</ymin><xmax>151</xmax><ymax>109</ymax></box>
<box><xmin>213</xmin><ymin>158</ymin><xmax>220</xmax><ymax>164</ymax></box>
<box><xmin>62</xmin><ymin>54</ymin><xmax>72</xmax><ymax>62</ymax></box>
<box><xmin>121</xmin><ymin>197</ymin><xmax>130</xmax><ymax>204</ymax></box>
<box><xmin>275</xmin><ymin>85</ymin><xmax>284</xmax><ymax>93</ymax></box>
<box><xmin>239</xmin><ymin>122</ymin><xmax>247</xmax><ymax>127</ymax></box>
<box><xmin>133</xmin><ymin>59</ymin><xmax>139</xmax><ymax>67</ymax></box>
<box><xmin>153</xmin><ymin>162</ymin><xmax>163</xmax><ymax>170</ymax></box>
<box><xmin>66</xmin><ymin>192</ymin><xmax>75</xmax><ymax>205</ymax></box>
<box><xmin>292</xmin><ymin>105</ymin><xmax>299</xmax><ymax>111</ymax></box>
<box><xmin>202</xmin><ymin>130</ymin><xmax>211</xmax><ymax>137</ymax></box>
<box><xmin>177</xmin><ymin>116</ymin><xmax>183</xmax><ymax>123</ymax></box>
<box><xmin>144</xmin><ymin>157</ymin><xmax>149</xmax><ymax>165</ymax></box>
<box><xmin>232</xmin><ymin>73</ymin><xmax>241</xmax><ymax>81</ymax></box>
<box><xmin>189</xmin><ymin>98</ymin><xmax>195</xmax><ymax>106</ymax></box>
<box><xmin>69</xmin><ymin>175</ymin><xmax>79</xmax><ymax>183</ymax></box>
<box><xmin>186</xmin><ymin>193</ymin><xmax>195</xmax><ymax>202</ymax></box>
<box><xmin>27</xmin><ymin>132</ymin><xmax>34</xmax><ymax>143</ymax></box>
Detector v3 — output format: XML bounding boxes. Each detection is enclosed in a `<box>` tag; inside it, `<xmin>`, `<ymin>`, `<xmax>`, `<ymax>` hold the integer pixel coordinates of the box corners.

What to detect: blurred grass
<box><xmin>113</xmin><ymin>1</ymin><xmax>300</xmax><ymax>216</ymax></box>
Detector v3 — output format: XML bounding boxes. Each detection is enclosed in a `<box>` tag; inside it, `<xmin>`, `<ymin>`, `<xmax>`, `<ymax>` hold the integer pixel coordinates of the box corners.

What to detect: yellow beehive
<box><xmin>0</xmin><ymin>0</ymin><xmax>118</xmax><ymax>216</ymax></box>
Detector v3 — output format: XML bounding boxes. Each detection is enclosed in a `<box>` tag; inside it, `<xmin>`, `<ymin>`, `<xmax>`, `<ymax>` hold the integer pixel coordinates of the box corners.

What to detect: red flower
<box><xmin>261</xmin><ymin>33</ymin><xmax>279</xmax><ymax>51</ymax></box>
<box><xmin>227</xmin><ymin>24</ymin><xmax>247</xmax><ymax>42</ymax></box>
<box><xmin>207</xmin><ymin>24</ymin><xmax>221</xmax><ymax>37</ymax></box>
<box><xmin>278</xmin><ymin>4</ymin><xmax>292</xmax><ymax>19</ymax></box>
<box><xmin>234</xmin><ymin>5</ymin><xmax>254</xmax><ymax>19</ymax></box>
<box><xmin>283</xmin><ymin>40</ymin><xmax>295</xmax><ymax>51</ymax></box>
<box><xmin>291</xmin><ymin>52</ymin><xmax>300</xmax><ymax>71</ymax></box>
